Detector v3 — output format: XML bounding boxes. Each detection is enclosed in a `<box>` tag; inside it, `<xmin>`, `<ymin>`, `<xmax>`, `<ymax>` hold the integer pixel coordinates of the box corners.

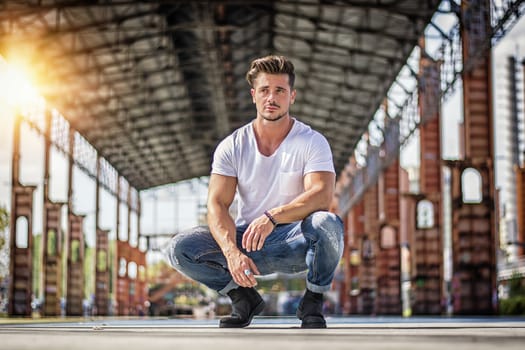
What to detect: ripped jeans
<box><xmin>164</xmin><ymin>211</ymin><xmax>344</xmax><ymax>295</ymax></box>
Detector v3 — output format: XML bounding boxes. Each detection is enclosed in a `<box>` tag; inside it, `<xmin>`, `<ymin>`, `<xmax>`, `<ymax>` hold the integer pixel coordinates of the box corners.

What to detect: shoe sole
<box><xmin>301</xmin><ymin>320</ymin><xmax>327</xmax><ymax>329</ymax></box>
<box><xmin>298</xmin><ymin>313</ymin><xmax>327</xmax><ymax>329</ymax></box>
<box><xmin>219</xmin><ymin>299</ymin><xmax>265</xmax><ymax>328</ymax></box>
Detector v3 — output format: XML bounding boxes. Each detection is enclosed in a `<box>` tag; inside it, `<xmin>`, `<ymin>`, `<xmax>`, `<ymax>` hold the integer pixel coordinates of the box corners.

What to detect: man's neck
<box><xmin>253</xmin><ymin>116</ymin><xmax>294</xmax><ymax>156</ymax></box>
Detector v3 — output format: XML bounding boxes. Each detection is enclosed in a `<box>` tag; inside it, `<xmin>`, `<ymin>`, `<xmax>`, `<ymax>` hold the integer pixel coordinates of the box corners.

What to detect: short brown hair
<box><xmin>246</xmin><ymin>55</ymin><xmax>295</xmax><ymax>88</ymax></box>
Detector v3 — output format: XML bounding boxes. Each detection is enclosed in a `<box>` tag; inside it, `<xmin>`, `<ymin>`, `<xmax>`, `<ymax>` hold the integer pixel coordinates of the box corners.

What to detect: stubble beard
<box><xmin>262</xmin><ymin>110</ymin><xmax>288</xmax><ymax>122</ymax></box>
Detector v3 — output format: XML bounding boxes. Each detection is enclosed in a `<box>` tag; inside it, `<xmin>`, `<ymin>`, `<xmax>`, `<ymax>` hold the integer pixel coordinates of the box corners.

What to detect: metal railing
<box><xmin>498</xmin><ymin>256</ymin><xmax>525</xmax><ymax>280</ymax></box>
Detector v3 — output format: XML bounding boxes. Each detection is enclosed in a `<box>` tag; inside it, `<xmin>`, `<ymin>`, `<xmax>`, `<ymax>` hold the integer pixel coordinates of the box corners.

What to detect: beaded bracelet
<box><xmin>264</xmin><ymin>210</ymin><xmax>278</xmax><ymax>226</ymax></box>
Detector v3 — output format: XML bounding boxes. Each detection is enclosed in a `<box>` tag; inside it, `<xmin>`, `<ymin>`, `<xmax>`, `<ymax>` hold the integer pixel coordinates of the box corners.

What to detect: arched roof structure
<box><xmin>1</xmin><ymin>0</ymin><xmax>441</xmax><ymax>190</ymax></box>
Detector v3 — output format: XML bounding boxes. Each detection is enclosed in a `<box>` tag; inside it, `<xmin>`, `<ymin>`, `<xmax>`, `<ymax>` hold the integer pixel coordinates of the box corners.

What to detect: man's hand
<box><xmin>225</xmin><ymin>249</ymin><xmax>260</xmax><ymax>287</ymax></box>
<box><xmin>242</xmin><ymin>214</ymin><xmax>274</xmax><ymax>252</ymax></box>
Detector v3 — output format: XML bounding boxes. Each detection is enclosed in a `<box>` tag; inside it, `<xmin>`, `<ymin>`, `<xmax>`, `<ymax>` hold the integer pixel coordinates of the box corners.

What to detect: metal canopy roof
<box><xmin>1</xmin><ymin>0</ymin><xmax>441</xmax><ymax>190</ymax></box>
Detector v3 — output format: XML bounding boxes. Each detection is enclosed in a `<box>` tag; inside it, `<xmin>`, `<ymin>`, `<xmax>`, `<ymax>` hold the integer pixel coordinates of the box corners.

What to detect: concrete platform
<box><xmin>1</xmin><ymin>316</ymin><xmax>525</xmax><ymax>350</ymax></box>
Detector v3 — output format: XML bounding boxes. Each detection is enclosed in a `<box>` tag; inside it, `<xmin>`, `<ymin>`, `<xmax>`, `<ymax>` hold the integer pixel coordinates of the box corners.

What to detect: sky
<box><xmin>0</xmin><ymin>5</ymin><xmax>524</xmax><ymax>256</ymax></box>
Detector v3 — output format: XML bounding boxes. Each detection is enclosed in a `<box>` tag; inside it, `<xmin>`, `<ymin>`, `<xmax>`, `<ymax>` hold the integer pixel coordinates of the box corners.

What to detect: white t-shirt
<box><xmin>211</xmin><ymin>118</ymin><xmax>335</xmax><ymax>225</ymax></box>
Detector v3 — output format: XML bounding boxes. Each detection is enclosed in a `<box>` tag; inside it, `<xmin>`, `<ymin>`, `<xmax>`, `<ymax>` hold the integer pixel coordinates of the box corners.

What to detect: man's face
<box><xmin>250</xmin><ymin>73</ymin><xmax>296</xmax><ymax>122</ymax></box>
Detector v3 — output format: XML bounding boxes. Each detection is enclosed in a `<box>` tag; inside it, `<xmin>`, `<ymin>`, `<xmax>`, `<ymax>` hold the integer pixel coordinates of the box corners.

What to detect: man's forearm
<box><xmin>266</xmin><ymin>172</ymin><xmax>335</xmax><ymax>224</ymax></box>
<box><xmin>268</xmin><ymin>188</ymin><xmax>331</xmax><ymax>224</ymax></box>
<box><xmin>207</xmin><ymin>205</ymin><xmax>239</xmax><ymax>258</ymax></box>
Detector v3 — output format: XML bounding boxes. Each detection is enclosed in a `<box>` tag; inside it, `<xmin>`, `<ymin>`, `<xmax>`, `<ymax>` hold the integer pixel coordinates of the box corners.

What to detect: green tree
<box><xmin>84</xmin><ymin>244</ymin><xmax>95</xmax><ymax>300</ymax></box>
<box><xmin>500</xmin><ymin>273</ymin><xmax>525</xmax><ymax>315</ymax></box>
<box><xmin>0</xmin><ymin>205</ymin><xmax>9</xmax><ymax>281</ymax></box>
<box><xmin>0</xmin><ymin>205</ymin><xmax>8</xmax><ymax>249</ymax></box>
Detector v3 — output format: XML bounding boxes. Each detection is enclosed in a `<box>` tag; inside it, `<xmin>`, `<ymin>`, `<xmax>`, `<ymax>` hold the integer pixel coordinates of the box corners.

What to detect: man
<box><xmin>165</xmin><ymin>55</ymin><xmax>344</xmax><ymax>328</ymax></box>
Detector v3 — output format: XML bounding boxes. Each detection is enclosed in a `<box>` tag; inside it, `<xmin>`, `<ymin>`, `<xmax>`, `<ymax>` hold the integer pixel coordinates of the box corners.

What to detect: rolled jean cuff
<box><xmin>306</xmin><ymin>280</ymin><xmax>331</xmax><ymax>294</ymax></box>
<box><xmin>218</xmin><ymin>279</ymin><xmax>239</xmax><ymax>296</ymax></box>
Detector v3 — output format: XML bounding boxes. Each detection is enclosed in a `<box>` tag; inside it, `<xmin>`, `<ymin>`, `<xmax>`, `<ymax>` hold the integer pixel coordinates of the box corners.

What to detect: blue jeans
<box><xmin>165</xmin><ymin>211</ymin><xmax>344</xmax><ymax>295</ymax></box>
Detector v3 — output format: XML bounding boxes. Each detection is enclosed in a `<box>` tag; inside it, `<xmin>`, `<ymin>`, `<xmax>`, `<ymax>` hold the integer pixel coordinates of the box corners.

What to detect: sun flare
<box><xmin>0</xmin><ymin>56</ymin><xmax>46</xmax><ymax>122</ymax></box>
<box><xmin>0</xmin><ymin>60</ymin><xmax>41</xmax><ymax>106</ymax></box>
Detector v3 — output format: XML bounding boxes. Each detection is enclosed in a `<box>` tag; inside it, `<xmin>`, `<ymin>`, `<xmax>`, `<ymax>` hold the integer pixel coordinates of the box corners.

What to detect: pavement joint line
<box><xmin>1</xmin><ymin>316</ymin><xmax>525</xmax><ymax>329</ymax></box>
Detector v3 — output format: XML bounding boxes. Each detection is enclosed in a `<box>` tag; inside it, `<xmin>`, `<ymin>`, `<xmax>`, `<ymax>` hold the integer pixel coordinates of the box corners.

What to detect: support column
<box><xmin>126</xmin><ymin>186</ymin><xmax>135</xmax><ymax>314</ymax></box>
<box><xmin>446</xmin><ymin>0</ymin><xmax>497</xmax><ymax>315</ymax></box>
<box><xmin>347</xmin><ymin>200</ymin><xmax>364</xmax><ymax>314</ymax></box>
<box><xmin>516</xmin><ymin>167</ymin><xmax>525</xmax><ymax>257</ymax></box>
<box><xmin>116</xmin><ymin>178</ymin><xmax>133</xmax><ymax>316</ymax></box>
<box><xmin>374</xmin><ymin>104</ymin><xmax>402</xmax><ymax>315</ymax></box>
<box><xmin>116</xmin><ymin>239</ymin><xmax>130</xmax><ymax>316</ymax></box>
<box><xmin>515</xmin><ymin>59</ymin><xmax>525</xmax><ymax>258</ymax></box>
<box><xmin>376</xmin><ymin>157</ymin><xmax>402</xmax><ymax>315</ymax></box>
<box><xmin>8</xmin><ymin>114</ymin><xmax>37</xmax><ymax>316</ymax></box>
<box><xmin>129</xmin><ymin>246</ymin><xmax>142</xmax><ymax>315</ymax></box>
<box><xmin>66</xmin><ymin>213</ymin><xmax>85</xmax><ymax>316</ymax></box>
<box><xmin>115</xmin><ymin>176</ymin><xmax>125</xmax><ymax>315</ymax></box>
<box><xmin>399</xmin><ymin>168</ymin><xmax>416</xmax><ymax>316</ymax></box>
<box><xmin>94</xmin><ymin>156</ymin><xmax>110</xmax><ymax>316</ymax></box>
<box><xmin>135</xmin><ymin>195</ymin><xmax>147</xmax><ymax>315</ymax></box>
<box><xmin>66</xmin><ymin>127</ymin><xmax>85</xmax><ymax>316</ymax></box>
<box><xmin>41</xmin><ymin>110</ymin><xmax>65</xmax><ymax>316</ymax></box>
<box><xmin>337</xmin><ymin>158</ymin><xmax>361</xmax><ymax>315</ymax></box>
<box><xmin>95</xmin><ymin>228</ymin><xmax>110</xmax><ymax>316</ymax></box>
<box><xmin>411</xmin><ymin>37</ymin><xmax>444</xmax><ymax>315</ymax></box>
<box><xmin>360</xmin><ymin>180</ymin><xmax>379</xmax><ymax>315</ymax></box>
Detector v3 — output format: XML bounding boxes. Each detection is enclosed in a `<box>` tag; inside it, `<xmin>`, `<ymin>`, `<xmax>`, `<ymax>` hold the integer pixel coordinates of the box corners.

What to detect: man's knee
<box><xmin>302</xmin><ymin>211</ymin><xmax>343</xmax><ymax>241</ymax></box>
<box><xmin>165</xmin><ymin>226</ymin><xmax>212</xmax><ymax>269</ymax></box>
<box><xmin>165</xmin><ymin>233</ymin><xmax>188</xmax><ymax>269</ymax></box>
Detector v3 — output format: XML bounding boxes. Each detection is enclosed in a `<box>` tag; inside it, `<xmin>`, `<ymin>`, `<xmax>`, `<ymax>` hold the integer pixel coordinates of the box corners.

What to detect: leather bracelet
<box><xmin>264</xmin><ymin>210</ymin><xmax>278</xmax><ymax>226</ymax></box>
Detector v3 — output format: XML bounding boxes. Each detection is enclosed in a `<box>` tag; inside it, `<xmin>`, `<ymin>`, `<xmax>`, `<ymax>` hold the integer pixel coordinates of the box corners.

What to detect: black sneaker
<box><xmin>296</xmin><ymin>289</ymin><xmax>327</xmax><ymax>328</ymax></box>
<box><xmin>219</xmin><ymin>287</ymin><xmax>265</xmax><ymax>328</ymax></box>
